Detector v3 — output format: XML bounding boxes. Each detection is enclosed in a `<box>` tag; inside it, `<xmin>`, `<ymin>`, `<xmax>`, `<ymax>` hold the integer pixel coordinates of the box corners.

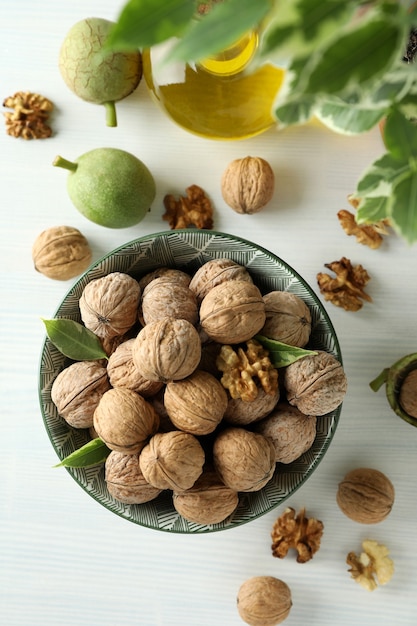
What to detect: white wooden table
<box><xmin>1</xmin><ymin>2</ymin><xmax>417</xmax><ymax>625</ymax></box>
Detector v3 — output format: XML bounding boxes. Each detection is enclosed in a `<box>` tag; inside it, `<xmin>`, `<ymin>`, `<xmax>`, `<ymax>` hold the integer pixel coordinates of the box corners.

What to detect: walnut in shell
<box><xmin>32</xmin><ymin>225</ymin><xmax>92</xmax><ymax>281</ymax></box>
<box><xmin>255</xmin><ymin>402</ymin><xmax>317</xmax><ymax>464</ymax></box>
<box><xmin>173</xmin><ymin>468</ymin><xmax>239</xmax><ymax>525</ymax></box>
<box><xmin>140</xmin><ymin>277</ymin><xmax>198</xmax><ymax>326</ymax></box>
<box><xmin>138</xmin><ymin>267</ymin><xmax>191</xmax><ymax>292</ymax></box>
<box><xmin>132</xmin><ymin>317</ymin><xmax>201</xmax><ymax>383</ymax></box>
<box><xmin>199</xmin><ymin>280</ymin><xmax>266</xmax><ymax>344</ymax></box>
<box><xmin>93</xmin><ymin>388</ymin><xmax>159</xmax><ymax>454</ymax></box>
<box><xmin>105</xmin><ymin>450</ymin><xmax>162</xmax><ymax>504</ymax></box>
<box><xmin>164</xmin><ymin>370</ymin><xmax>228</xmax><ymax>435</ymax></box>
<box><xmin>237</xmin><ymin>576</ymin><xmax>292</xmax><ymax>626</ymax></box>
<box><xmin>139</xmin><ymin>431</ymin><xmax>205</xmax><ymax>491</ymax></box>
<box><xmin>51</xmin><ymin>360</ymin><xmax>110</xmax><ymax>429</ymax></box>
<box><xmin>337</xmin><ymin>467</ymin><xmax>395</xmax><ymax>524</ymax></box>
<box><xmin>224</xmin><ymin>386</ymin><xmax>280</xmax><ymax>426</ymax></box>
<box><xmin>79</xmin><ymin>272</ymin><xmax>141</xmax><ymax>340</ymax></box>
<box><xmin>188</xmin><ymin>258</ymin><xmax>253</xmax><ymax>303</ymax></box>
<box><xmin>221</xmin><ymin>156</ymin><xmax>275</xmax><ymax>214</ymax></box>
<box><xmin>107</xmin><ymin>338</ymin><xmax>164</xmax><ymax>396</ymax></box>
<box><xmin>284</xmin><ymin>351</ymin><xmax>347</xmax><ymax>416</ymax></box>
<box><xmin>213</xmin><ymin>427</ymin><xmax>276</xmax><ymax>492</ymax></box>
<box><xmin>261</xmin><ymin>291</ymin><xmax>312</xmax><ymax>348</ymax></box>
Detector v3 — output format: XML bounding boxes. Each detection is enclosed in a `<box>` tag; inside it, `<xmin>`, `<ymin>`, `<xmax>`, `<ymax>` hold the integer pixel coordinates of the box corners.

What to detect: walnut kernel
<box><xmin>237</xmin><ymin>576</ymin><xmax>292</xmax><ymax>626</ymax></box>
<box><xmin>347</xmin><ymin>539</ymin><xmax>394</xmax><ymax>591</ymax></box>
<box><xmin>221</xmin><ymin>156</ymin><xmax>275</xmax><ymax>214</ymax></box>
<box><xmin>271</xmin><ymin>507</ymin><xmax>324</xmax><ymax>563</ymax></box>
<box><xmin>337</xmin><ymin>467</ymin><xmax>395</xmax><ymax>524</ymax></box>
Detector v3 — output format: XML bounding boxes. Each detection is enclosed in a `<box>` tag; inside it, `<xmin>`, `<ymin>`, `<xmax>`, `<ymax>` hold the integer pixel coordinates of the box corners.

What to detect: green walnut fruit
<box><xmin>53</xmin><ymin>148</ymin><xmax>156</xmax><ymax>229</ymax></box>
<box><xmin>58</xmin><ymin>17</ymin><xmax>142</xmax><ymax>127</ymax></box>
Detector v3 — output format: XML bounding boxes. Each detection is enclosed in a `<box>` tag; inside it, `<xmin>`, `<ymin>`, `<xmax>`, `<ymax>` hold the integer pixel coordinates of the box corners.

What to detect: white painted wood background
<box><xmin>1</xmin><ymin>2</ymin><xmax>416</xmax><ymax>624</ymax></box>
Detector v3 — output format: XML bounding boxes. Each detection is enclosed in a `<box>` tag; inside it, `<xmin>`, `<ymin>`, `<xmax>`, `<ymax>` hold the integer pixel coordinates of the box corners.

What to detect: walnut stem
<box><xmin>53</xmin><ymin>155</ymin><xmax>78</xmax><ymax>172</ymax></box>
<box><xmin>104</xmin><ymin>101</ymin><xmax>117</xmax><ymax>127</ymax></box>
<box><xmin>369</xmin><ymin>368</ymin><xmax>389</xmax><ymax>392</ymax></box>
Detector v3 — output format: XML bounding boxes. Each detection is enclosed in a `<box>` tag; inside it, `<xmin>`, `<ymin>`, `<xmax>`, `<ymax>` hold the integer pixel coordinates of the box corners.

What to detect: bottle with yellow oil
<box><xmin>142</xmin><ymin>29</ymin><xmax>285</xmax><ymax>141</ymax></box>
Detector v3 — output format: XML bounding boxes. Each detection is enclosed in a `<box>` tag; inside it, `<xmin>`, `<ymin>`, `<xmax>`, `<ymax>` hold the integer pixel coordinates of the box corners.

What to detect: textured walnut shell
<box><xmin>139</xmin><ymin>431</ymin><xmax>205</xmax><ymax>490</ymax></box>
<box><xmin>189</xmin><ymin>258</ymin><xmax>253</xmax><ymax>303</ymax></box>
<box><xmin>138</xmin><ymin>267</ymin><xmax>191</xmax><ymax>291</ymax></box>
<box><xmin>284</xmin><ymin>351</ymin><xmax>347</xmax><ymax>416</ymax></box>
<box><xmin>336</xmin><ymin>467</ymin><xmax>395</xmax><ymax>524</ymax></box>
<box><xmin>105</xmin><ymin>450</ymin><xmax>162</xmax><ymax>504</ymax></box>
<box><xmin>93</xmin><ymin>388</ymin><xmax>159</xmax><ymax>454</ymax></box>
<box><xmin>221</xmin><ymin>156</ymin><xmax>275</xmax><ymax>214</ymax></box>
<box><xmin>237</xmin><ymin>576</ymin><xmax>292</xmax><ymax>626</ymax></box>
<box><xmin>140</xmin><ymin>277</ymin><xmax>198</xmax><ymax>326</ymax></box>
<box><xmin>107</xmin><ymin>338</ymin><xmax>164</xmax><ymax>396</ymax></box>
<box><xmin>199</xmin><ymin>281</ymin><xmax>266</xmax><ymax>344</ymax></box>
<box><xmin>32</xmin><ymin>225</ymin><xmax>92</xmax><ymax>281</ymax></box>
<box><xmin>399</xmin><ymin>369</ymin><xmax>417</xmax><ymax>418</ymax></box>
<box><xmin>164</xmin><ymin>370</ymin><xmax>228</xmax><ymax>435</ymax></box>
<box><xmin>213</xmin><ymin>427</ymin><xmax>276</xmax><ymax>492</ymax></box>
<box><xmin>261</xmin><ymin>291</ymin><xmax>312</xmax><ymax>348</ymax></box>
<box><xmin>224</xmin><ymin>387</ymin><xmax>280</xmax><ymax>426</ymax></box>
<box><xmin>51</xmin><ymin>360</ymin><xmax>110</xmax><ymax>429</ymax></box>
<box><xmin>132</xmin><ymin>317</ymin><xmax>201</xmax><ymax>383</ymax></box>
<box><xmin>173</xmin><ymin>468</ymin><xmax>239</xmax><ymax>525</ymax></box>
<box><xmin>79</xmin><ymin>272</ymin><xmax>141</xmax><ymax>340</ymax></box>
<box><xmin>255</xmin><ymin>402</ymin><xmax>317</xmax><ymax>464</ymax></box>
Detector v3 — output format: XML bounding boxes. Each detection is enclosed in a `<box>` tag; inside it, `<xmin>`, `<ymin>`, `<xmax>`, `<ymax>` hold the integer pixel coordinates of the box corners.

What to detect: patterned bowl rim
<box><xmin>38</xmin><ymin>229</ymin><xmax>343</xmax><ymax>533</ymax></box>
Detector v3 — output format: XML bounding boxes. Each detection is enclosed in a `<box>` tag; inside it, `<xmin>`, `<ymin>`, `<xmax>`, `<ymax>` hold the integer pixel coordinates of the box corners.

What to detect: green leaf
<box><xmin>355</xmin><ymin>195</ymin><xmax>391</xmax><ymax>224</ymax></box>
<box><xmin>384</xmin><ymin>108</ymin><xmax>417</xmax><ymax>160</ymax></box>
<box><xmin>54</xmin><ymin>438</ymin><xmax>111</xmax><ymax>468</ymax></box>
<box><xmin>356</xmin><ymin>152</ymin><xmax>409</xmax><ymax>196</ymax></box>
<box><xmin>169</xmin><ymin>0</ymin><xmax>271</xmax><ymax>63</ymax></box>
<box><xmin>388</xmin><ymin>171</ymin><xmax>417</xmax><ymax>243</ymax></box>
<box><xmin>106</xmin><ymin>0</ymin><xmax>195</xmax><ymax>51</ymax></box>
<box><xmin>255</xmin><ymin>335</ymin><xmax>317</xmax><ymax>368</ymax></box>
<box><xmin>42</xmin><ymin>318</ymin><xmax>108</xmax><ymax>361</ymax></box>
<box><xmin>315</xmin><ymin>97</ymin><xmax>387</xmax><ymax>134</ymax></box>
<box><xmin>274</xmin><ymin>94</ymin><xmax>317</xmax><ymax>127</ymax></box>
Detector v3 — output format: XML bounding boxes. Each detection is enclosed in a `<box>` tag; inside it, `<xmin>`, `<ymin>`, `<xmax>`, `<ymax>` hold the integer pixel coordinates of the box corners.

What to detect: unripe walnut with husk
<box><xmin>213</xmin><ymin>427</ymin><xmax>276</xmax><ymax>492</ymax></box>
<box><xmin>79</xmin><ymin>272</ymin><xmax>141</xmax><ymax>340</ymax></box>
<box><xmin>173</xmin><ymin>467</ymin><xmax>239</xmax><ymax>525</ymax></box>
<box><xmin>284</xmin><ymin>350</ymin><xmax>347</xmax><ymax>416</ymax></box>
<box><xmin>199</xmin><ymin>280</ymin><xmax>266</xmax><ymax>344</ymax></box>
<box><xmin>164</xmin><ymin>370</ymin><xmax>228</xmax><ymax>435</ymax></box>
<box><xmin>32</xmin><ymin>225</ymin><xmax>92</xmax><ymax>281</ymax></box>
<box><xmin>221</xmin><ymin>156</ymin><xmax>275</xmax><ymax>214</ymax></box>
<box><xmin>261</xmin><ymin>291</ymin><xmax>312</xmax><ymax>348</ymax></box>
<box><xmin>105</xmin><ymin>450</ymin><xmax>162</xmax><ymax>504</ymax></box>
<box><xmin>132</xmin><ymin>317</ymin><xmax>201</xmax><ymax>383</ymax></box>
<box><xmin>139</xmin><ymin>431</ymin><xmax>205</xmax><ymax>491</ymax></box>
<box><xmin>51</xmin><ymin>360</ymin><xmax>110</xmax><ymax>429</ymax></box>
<box><xmin>139</xmin><ymin>277</ymin><xmax>198</xmax><ymax>326</ymax></box>
<box><xmin>237</xmin><ymin>576</ymin><xmax>292</xmax><ymax>626</ymax></box>
<box><xmin>107</xmin><ymin>338</ymin><xmax>164</xmax><ymax>397</ymax></box>
<box><xmin>188</xmin><ymin>258</ymin><xmax>253</xmax><ymax>303</ymax></box>
<box><xmin>93</xmin><ymin>388</ymin><xmax>159</xmax><ymax>454</ymax></box>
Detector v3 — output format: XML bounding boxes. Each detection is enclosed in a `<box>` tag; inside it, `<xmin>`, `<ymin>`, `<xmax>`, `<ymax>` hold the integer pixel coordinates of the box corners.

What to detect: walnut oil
<box><xmin>142</xmin><ymin>30</ymin><xmax>285</xmax><ymax>140</ymax></box>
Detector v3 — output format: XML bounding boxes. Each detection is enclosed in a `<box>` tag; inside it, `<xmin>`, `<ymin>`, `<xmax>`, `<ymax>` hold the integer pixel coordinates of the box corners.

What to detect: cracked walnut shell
<box><xmin>139</xmin><ymin>431</ymin><xmax>205</xmax><ymax>491</ymax></box>
<box><xmin>221</xmin><ymin>156</ymin><xmax>275</xmax><ymax>214</ymax></box>
<box><xmin>261</xmin><ymin>291</ymin><xmax>312</xmax><ymax>348</ymax></box>
<box><xmin>105</xmin><ymin>450</ymin><xmax>162</xmax><ymax>504</ymax></box>
<box><xmin>173</xmin><ymin>468</ymin><xmax>239</xmax><ymax>525</ymax></box>
<box><xmin>337</xmin><ymin>467</ymin><xmax>395</xmax><ymax>524</ymax></box>
<box><xmin>51</xmin><ymin>360</ymin><xmax>111</xmax><ymax>429</ymax></box>
<box><xmin>284</xmin><ymin>351</ymin><xmax>347</xmax><ymax>416</ymax></box>
<box><xmin>213</xmin><ymin>427</ymin><xmax>276</xmax><ymax>492</ymax></box>
<box><xmin>132</xmin><ymin>317</ymin><xmax>201</xmax><ymax>383</ymax></box>
<box><xmin>93</xmin><ymin>388</ymin><xmax>159</xmax><ymax>454</ymax></box>
<box><xmin>237</xmin><ymin>576</ymin><xmax>292</xmax><ymax>626</ymax></box>
<box><xmin>32</xmin><ymin>225</ymin><xmax>92</xmax><ymax>281</ymax></box>
<box><xmin>199</xmin><ymin>280</ymin><xmax>266</xmax><ymax>344</ymax></box>
<box><xmin>164</xmin><ymin>370</ymin><xmax>228</xmax><ymax>435</ymax></box>
<box><xmin>79</xmin><ymin>272</ymin><xmax>141</xmax><ymax>340</ymax></box>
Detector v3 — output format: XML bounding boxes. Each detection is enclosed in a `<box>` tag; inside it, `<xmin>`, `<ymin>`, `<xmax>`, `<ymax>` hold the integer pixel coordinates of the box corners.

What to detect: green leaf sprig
<box><xmin>255</xmin><ymin>335</ymin><xmax>317</xmax><ymax>368</ymax></box>
<box><xmin>54</xmin><ymin>438</ymin><xmax>111</xmax><ymax>468</ymax></box>
<box><xmin>42</xmin><ymin>318</ymin><xmax>108</xmax><ymax>361</ymax></box>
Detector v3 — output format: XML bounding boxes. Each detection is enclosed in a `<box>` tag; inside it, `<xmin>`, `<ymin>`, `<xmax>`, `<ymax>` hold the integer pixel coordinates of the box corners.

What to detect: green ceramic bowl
<box><xmin>39</xmin><ymin>230</ymin><xmax>343</xmax><ymax>533</ymax></box>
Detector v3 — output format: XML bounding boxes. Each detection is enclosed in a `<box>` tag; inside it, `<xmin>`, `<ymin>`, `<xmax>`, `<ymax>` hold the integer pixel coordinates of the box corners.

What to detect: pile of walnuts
<box><xmin>51</xmin><ymin>258</ymin><xmax>347</xmax><ymax>526</ymax></box>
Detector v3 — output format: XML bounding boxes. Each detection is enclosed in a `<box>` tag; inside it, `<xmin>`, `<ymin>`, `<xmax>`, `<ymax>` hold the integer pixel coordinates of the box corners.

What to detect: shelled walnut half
<box><xmin>317</xmin><ymin>257</ymin><xmax>372</xmax><ymax>311</ymax></box>
<box><xmin>271</xmin><ymin>507</ymin><xmax>324</xmax><ymax>563</ymax></box>
<box><xmin>3</xmin><ymin>91</ymin><xmax>53</xmax><ymax>139</ymax></box>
